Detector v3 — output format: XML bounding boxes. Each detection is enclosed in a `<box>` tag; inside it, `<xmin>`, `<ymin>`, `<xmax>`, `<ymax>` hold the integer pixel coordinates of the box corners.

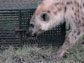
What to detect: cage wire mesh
<box><xmin>0</xmin><ymin>0</ymin><xmax>66</xmax><ymax>46</ymax></box>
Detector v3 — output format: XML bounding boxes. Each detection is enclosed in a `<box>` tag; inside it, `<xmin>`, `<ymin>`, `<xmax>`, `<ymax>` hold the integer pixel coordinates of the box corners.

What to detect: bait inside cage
<box><xmin>0</xmin><ymin>0</ymin><xmax>66</xmax><ymax>47</ymax></box>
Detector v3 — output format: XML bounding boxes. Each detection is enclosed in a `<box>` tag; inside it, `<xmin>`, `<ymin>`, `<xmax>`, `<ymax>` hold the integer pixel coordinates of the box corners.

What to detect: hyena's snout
<box><xmin>26</xmin><ymin>12</ymin><xmax>50</xmax><ymax>37</ymax></box>
<box><xmin>26</xmin><ymin>24</ymin><xmax>37</xmax><ymax>37</ymax></box>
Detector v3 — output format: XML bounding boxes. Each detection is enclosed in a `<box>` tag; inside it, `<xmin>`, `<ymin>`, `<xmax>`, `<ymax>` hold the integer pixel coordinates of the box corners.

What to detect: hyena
<box><xmin>27</xmin><ymin>0</ymin><xmax>84</xmax><ymax>57</ymax></box>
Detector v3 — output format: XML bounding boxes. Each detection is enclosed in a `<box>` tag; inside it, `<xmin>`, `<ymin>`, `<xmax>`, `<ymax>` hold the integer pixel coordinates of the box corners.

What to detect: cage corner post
<box><xmin>18</xmin><ymin>10</ymin><xmax>23</xmax><ymax>46</ymax></box>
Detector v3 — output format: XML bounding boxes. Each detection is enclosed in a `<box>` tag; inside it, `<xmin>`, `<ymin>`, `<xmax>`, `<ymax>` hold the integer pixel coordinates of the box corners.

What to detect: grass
<box><xmin>0</xmin><ymin>41</ymin><xmax>83</xmax><ymax>63</ymax></box>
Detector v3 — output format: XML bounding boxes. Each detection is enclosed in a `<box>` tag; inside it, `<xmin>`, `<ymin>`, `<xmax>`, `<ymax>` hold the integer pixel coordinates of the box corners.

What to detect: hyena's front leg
<box><xmin>53</xmin><ymin>29</ymin><xmax>83</xmax><ymax>57</ymax></box>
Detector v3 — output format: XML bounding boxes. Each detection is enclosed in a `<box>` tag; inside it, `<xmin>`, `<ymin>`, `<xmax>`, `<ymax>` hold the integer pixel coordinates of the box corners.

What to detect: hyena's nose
<box><xmin>26</xmin><ymin>30</ymin><xmax>37</xmax><ymax>37</ymax></box>
<box><xmin>26</xmin><ymin>24</ymin><xmax>35</xmax><ymax>37</ymax></box>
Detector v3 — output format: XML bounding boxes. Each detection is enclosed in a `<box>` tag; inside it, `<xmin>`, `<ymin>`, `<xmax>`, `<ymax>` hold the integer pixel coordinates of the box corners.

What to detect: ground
<box><xmin>0</xmin><ymin>40</ymin><xmax>84</xmax><ymax>63</ymax></box>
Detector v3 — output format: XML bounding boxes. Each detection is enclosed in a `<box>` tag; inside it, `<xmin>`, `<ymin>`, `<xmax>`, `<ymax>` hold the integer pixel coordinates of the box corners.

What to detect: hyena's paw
<box><xmin>51</xmin><ymin>48</ymin><xmax>67</xmax><ymax>59</ymax></box>
<box><xmin>51</xmin><ymin>52</ymin><xmax>63</xmax><ymax>60</ymax></box>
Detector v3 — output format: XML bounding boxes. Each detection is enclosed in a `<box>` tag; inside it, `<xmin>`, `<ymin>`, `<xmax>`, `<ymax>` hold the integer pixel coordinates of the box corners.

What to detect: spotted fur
<box><xmin>28</xmin><ymin>0</ymin><xmax>84</xmax><ymax>57</ymax></box>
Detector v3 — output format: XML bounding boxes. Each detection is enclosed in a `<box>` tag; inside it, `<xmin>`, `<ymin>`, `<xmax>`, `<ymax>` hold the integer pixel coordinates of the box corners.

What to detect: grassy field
<box><xmin>0</xmin><ymin>41</ymin><xmax>84</xmax><ymax>63</ymax></box>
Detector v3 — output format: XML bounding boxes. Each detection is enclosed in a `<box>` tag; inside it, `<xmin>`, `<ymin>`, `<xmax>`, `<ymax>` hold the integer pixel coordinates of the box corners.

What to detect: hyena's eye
<box><xmin>30</xmin><ymin>24</ymin><xmax>34</xmax><ymax>28</ymax></box>
<box><xmin>40</xmin><ymin>13</ymin><xmax>50</xmax><ymax>21</ymax></box>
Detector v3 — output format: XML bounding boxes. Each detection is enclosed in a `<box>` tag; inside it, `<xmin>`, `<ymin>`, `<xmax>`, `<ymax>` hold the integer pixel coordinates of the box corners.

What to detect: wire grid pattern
<box><xmin>0</xmin><ymin>10</ymin><xmax>20</xmax><ymax>45</ymax></box>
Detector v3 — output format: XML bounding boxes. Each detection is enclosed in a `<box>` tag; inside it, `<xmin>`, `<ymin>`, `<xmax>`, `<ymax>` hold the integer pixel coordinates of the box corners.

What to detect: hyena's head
<box><xmin>27</xmin><ymin>0</ymin><xmax>65</xmax><ymax>37</ymax></box>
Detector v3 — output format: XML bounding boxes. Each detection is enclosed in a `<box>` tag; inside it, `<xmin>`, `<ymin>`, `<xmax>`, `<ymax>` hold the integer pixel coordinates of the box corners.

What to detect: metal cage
<box><xmin>0</xmin><ymin>0</ymin><xmax>66</xmax><ymax>46</ymax></box>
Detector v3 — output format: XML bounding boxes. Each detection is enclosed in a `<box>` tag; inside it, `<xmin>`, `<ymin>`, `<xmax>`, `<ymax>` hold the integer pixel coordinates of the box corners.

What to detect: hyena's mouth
<box><xmin>26</xmin><ymin>31</ymin><xmax>38</xmax><ymax>40</ymax></box>
<box><xmin>27</xmin><ymin>37</ymin><xmax>38</xmax><ymax>40</ymax></box>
